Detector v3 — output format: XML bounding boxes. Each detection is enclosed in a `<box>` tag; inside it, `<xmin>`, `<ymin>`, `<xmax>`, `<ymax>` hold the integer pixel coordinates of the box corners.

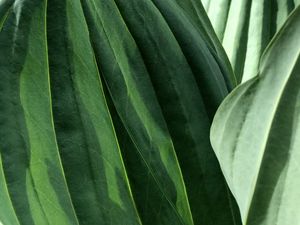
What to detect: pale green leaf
<box><xmin>211</xmin><ymin>6</ymin><xmax>300</xmax><ymax>225</ymax></box>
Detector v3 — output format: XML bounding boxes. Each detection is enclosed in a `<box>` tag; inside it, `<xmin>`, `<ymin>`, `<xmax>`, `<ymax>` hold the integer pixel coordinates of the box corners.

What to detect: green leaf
<box><xmin>0</xmin><ymin>1</ymin><xmax>12</xmax><ymax>31</ymax></box>
<box><xmin>1</xmin><ymin>1</ymin><xmax>140</xmax><ymax>224</ymax></box>
<box><xmin>211</xmin><ymin>6</ymin><xmax>300</xmax><ymax>225</ymax></box>
<box><xmin>0</xmin><ymin>1</ymin><xmax>79</xmax><ymax>224</ymax></box>
<box><xmin>81</xmin><ymin>0</ymin><xmax>240</xmax><ymax>224</ymax></box>
<box><xmin>0</xmin><ymin>156</ymin><xmax>20</xmax><ymax>225</ymax></box>
<box><xmin>79</xmin><ymin>1</ymin><xmax>194</xmax><ymax>224</ymax></box>
<box><xmin>47</xmin><ymin>0</ymin><xmax>141</xmax><ymax>224</ymax></box>
<box><xmin>171</xmin><ymin>0</ymin><xmax>237</xmax><ymax>86</ymax></box>
<box><xmin>204</xmin><ymin>0</ymin><xmax>299</xmax><ymax>83</ymax></box>
<box><xmin>201</xmin><ymin>0</ymin><xmax>210</xmax><ymax>10</ymax></box>
<box><xmin>1</xmin><ymin>0</ymin><xmax>241</xmax><ymax>224</ymax></box>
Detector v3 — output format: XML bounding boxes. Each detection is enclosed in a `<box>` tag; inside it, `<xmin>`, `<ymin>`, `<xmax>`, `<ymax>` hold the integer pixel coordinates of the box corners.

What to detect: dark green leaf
<box><xmin>0</xmin><ymin>1</ymin><xmax>79</xmax><ymax>224</ymax></box>
<box><xmin>0</xmin><ymin>0</ymin><xmax>241</xmax><ymax>224</ymax></box>
<box><xmin>203</xmin><ymin>0</ymin><xmax>299</xmax><ymax>82</ymax></box>
<box><xmin>81</xmin><ymin>0</ymin><xmax>240</xmax><ymax>224</ymax></box>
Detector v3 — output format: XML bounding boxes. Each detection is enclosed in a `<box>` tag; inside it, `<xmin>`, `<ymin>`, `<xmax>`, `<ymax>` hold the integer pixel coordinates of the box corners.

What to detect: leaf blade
<box><xmin>47</xmin><ymin>0</ymin><xmax>141</xmax><ymax>224</ymax></box>
<box><xmin>211</xmin><ymin>6</ymin><xmax>300</xmax><ymax>224</ymax></box>
<box><xmin>0</xmin><ymin>1</ymin><xmax>79</xmax><ymax>224</ymax></box>
<box><xmin>203</xmin><ymin>0</ymin><xmax>300</xmax><ymax>83</ymax></box>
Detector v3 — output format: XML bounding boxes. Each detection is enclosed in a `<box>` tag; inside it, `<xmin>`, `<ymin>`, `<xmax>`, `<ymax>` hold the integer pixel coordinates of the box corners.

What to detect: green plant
<box><xmin>202</xmin><ymin>0</ymin><xmax>299</xmax><ymax>83</ymax></box>
<box><xmin>0</xmin><ymin>0</ymin><xmax>239</xmax><ymax>224</ymax></box>
<box><xmin>211</xmin><ymin>6</ymin><xmax>300</xmax><ymax>225</ymax></box>
<box><xmin>0</xmin><ymin>0</ymin><xmax>299</xmax><ymax>225</ymax></box>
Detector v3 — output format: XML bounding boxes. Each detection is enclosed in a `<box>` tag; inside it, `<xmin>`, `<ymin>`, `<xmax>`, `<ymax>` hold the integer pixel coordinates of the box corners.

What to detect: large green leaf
<box><xmin>81</xmin><ymin>0</ymin><xmax>240</xmax><ymax>224</ymax></box>
<box><xmin>0</xmin><ymin>0</ymin><xmax>12</xmax><ymax>30</ymax></box>
<box><xmin>170</xmin><ymin>0</ymin><xmax>237</xmax><ymax>86</ymax></box>
<box><xmin>0</xmin><ymin>0</ymin><xmax>140</xmax><ymax>224</ymax></box>
<box><xmin>211</xmin><ymin>6</ymin><xmax>300</xmax><ymax>224</ymax></box>
<box><xmin>0</xmin><ymin>1</ymin><xmax>79</xmax><ymax>224</ymax></box>
<box><xmin>47</xmin><ymin>0</ymin><xmax>141</xmax><ymax>224</ymax></box>
<box><xmin>203</xmin><ymin>0</ymin><xmax>299</xmax><ymax>83</ymax></box>
<box><xmin>1</xmin><ymin>0</ymin><xmax>240</xmax><ymax>224</ymax></box>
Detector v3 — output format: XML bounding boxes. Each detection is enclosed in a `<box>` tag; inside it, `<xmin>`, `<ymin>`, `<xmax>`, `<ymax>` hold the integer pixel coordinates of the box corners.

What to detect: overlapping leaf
<box><xmin>81</xmin><ymin>0</ymin><xmax>240</xmax><ymax>224</ymax></box>
<box><xmin>0</xmin><ymin>0</ymin><xmax>240</xmax><ymax>224</ymax></box>
<box><xmin>47</xmin><ymin>0</ymin><xmax>141</xmax><ymax>224</ymax></box>
<box><xmin>211</xmin><ymin>6</ymin><xmax>300</xmax><ymax>225</ymax></box>
<box><xmin>203</xmin><ymin>0</ymin><xmax>299</xmax><ymax>83</ymax></box>
<box><xmin>0</xmin><ymin>1</ymin><xmax>79</xmax><ymax>224</ymax></box>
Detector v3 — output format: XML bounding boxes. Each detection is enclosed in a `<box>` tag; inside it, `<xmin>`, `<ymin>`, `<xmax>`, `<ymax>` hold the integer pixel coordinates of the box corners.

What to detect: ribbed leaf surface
<box><xmin>0</xmin><ymin>0</ymin><xmax>240</xmax><ymax>224</ymax></box>
<box><xmin>211</xmin><ymin>6</ymin><xmax>300</xmax><ymax>225</ymax></box>
<box><xmin>203</xmin><ymin>0</ymin><xmax>299</xmax><ymax>83</ymax></box>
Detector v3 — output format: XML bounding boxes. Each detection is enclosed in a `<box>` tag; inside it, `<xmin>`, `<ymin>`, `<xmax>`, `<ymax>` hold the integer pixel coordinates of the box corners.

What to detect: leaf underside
<box><xmin>211</xmin><ymin>6</ymin><xmax>300</xmax><ymax>225</ymax></box>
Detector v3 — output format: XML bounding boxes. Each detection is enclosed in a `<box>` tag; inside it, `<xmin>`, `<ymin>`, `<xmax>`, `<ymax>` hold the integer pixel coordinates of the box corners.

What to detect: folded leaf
<box><xmin>211</xmin><ymin>6</ymin><xmax>300</xmax><ymax>225</ymax></box>
<box><xmin>204</xmin><ymin>0</ymin><xmax>299</xmax><ymax>83</ymax></box>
